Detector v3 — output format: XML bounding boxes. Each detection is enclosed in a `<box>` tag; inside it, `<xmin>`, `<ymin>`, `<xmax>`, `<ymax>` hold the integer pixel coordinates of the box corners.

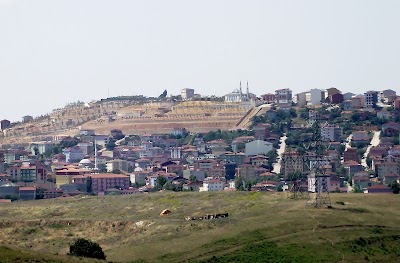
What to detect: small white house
<box><xmin>199</xmin><ymin>177</ymin><xmax>224</xmax><ymax>192</ymax></box>
<box><xmin>245</xmin><ymin>140</ymin><xmax>273</xmax><ymax>156</ymax></box>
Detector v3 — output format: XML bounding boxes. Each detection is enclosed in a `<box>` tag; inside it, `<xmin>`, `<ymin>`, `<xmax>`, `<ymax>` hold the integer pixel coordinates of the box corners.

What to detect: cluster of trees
<box><xmin>234</xmin><ymin>172</ymin><xmax>282</xmax><ymax>191</ymax></box>
<box><xmin>202</xmin><ymin>129</ymin><xmax>254</xmax><ymax>143</ymax></box>
<box><xmin>50</xmin><ymin>136</ymin><xmax>80</xmax><ymax>156</ymax></box>
<box><xmin>106</xmin><ymin>139</ymin><xmax>116</xmax><ymax>150</ymax></box>
<box><xmin>100</xmin><ymin>95</ymin><xmax>150</xmax><ymax>102</ymax></box>
<box><xmin>234</xmin><ymin>176</ymin><xmax>253</xmax><ymax>191</ymax></box>
<box><xmin>350</xmin><ymin>110</ymin><xmax>393</xmax><ymax>128</ymax></box>
<box><xmin>270</xmin><ymin>109</ymin><xmax>297</xmax><ymax>134</ymax></box>
<box><xmin>252</xmin><ymin>108</ymin><xmax>296</xmax><ymax>135</ymax></box>
<box><xmin>69</xmin><ymin>238</ymin><xmax>106</xmax><ymax>260</ymax></box>
<box><xmin>391</xmin><ymin>182</ymin><xmax>399</xmax><ymax>194</ymax></box>
<box><xmin>155</xmin><ymin>176</ymin><xmax>183</xmax><ymax>191</ymax></box>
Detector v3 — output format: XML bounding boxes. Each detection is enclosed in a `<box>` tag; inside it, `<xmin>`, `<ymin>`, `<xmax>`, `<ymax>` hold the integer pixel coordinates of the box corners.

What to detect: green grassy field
<box><xmin>0</xmin><ymin>192</ymin><xmax>399</xmax><ymax>262</ymax></box>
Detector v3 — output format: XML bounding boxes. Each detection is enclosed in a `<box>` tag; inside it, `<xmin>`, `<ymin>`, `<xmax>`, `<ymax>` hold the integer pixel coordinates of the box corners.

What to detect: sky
<box><xmin>1</xmin><ymin>0</ymin><xmax>400</xmax><ymax>122</ymax></box>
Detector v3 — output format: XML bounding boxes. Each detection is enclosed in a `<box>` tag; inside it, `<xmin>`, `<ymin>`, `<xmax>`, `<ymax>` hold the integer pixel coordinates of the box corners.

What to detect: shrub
<box><xmin>69</xmin><ymin>238</ymin><xmax>106</xmax><ymax>260</ymax></box>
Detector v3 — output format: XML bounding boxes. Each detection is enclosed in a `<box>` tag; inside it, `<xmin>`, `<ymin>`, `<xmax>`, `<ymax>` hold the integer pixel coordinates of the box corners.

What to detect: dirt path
<box><xmin>272</xmin><ymin>133</ymin><xmax>287</xmax><ymax>174</ymax></box>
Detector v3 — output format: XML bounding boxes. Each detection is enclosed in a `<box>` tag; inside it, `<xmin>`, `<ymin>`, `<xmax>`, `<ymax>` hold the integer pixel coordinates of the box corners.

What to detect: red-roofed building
<box><xmin>7</xmin><ymin>162</ymin><xmax>47</xmax><ymax>183</ymax></box>
<box><xmin>330</xmin><ymin>93</ymin><xmax>344</xmax><ymax>104</ymax></box>
<box><xmin>367</xmin><ymin>184</ymin><xmax>392</xmax><ymax>194</ymax></box>
<box><xmin>383</xmin><ymin>174</ymin><xmax>400</xmax><ymax>185</ymax></box>
<box><xmin>72</xmin><ymin>173</ymin><xmax>130</xmax><ymax>194</ymax></box>
<box><xmin>43</xmin><ymin>189</ymin><xmax>64</xmax><ymax>199</ymax></box>
<box><xmin>199</xmin><ymin>177</ymin><xmax>225</xmax><ymax>192</ymax></box>
<box><xmin>259</xmin><ymin>171</ymin><xmax>276</xmax><ymax>178</ymax></box>
<box><xmin>260</xmin><ymin>93</ymin><xmax>275</xmax><ymax>103</ymax></box>
<box><xmin>344</xmin><ymin>148</ymin><xmax>359</xmax><ymax>163</ymax></box>
<box><xmin>253</xmin><ymin>124</ymin><xmax>271</xmax><ymax>141</ymax></box>
<box><xmin>55</xmin><ymin>167</ymin><xmax>91</xmax><ymax>188</ymax></box>
<box><xmin>382</xmin><ymin>122</ymin><xmax>400</xmax><ymax>137</ymax></box>
<box><xmin>237</xmin><ymin>164</ymin><xmax>256</xmax><ymax>180</ymax></box>
<box><xmin>19</xmin><ymin>186</ymin><xmax>36</xmax><ymax>200</ymax></box>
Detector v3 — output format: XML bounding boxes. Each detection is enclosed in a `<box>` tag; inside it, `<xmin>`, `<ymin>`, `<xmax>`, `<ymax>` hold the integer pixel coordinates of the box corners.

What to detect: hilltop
<box><xmin>0</xmin><ymin>192</ymin><xmax>399</xmax><ymax>262</ymax></box>
<box><xmin>0</xmin><ymin>98</ymin><xmax>262</xmax><ymax>145</ymax></box>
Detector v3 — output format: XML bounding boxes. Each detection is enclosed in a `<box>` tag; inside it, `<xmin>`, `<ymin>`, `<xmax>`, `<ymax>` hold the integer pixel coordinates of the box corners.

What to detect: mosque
<box><xmin>224</xmin><ymin>81</ymin><xmax>257</xmax><ymax>103</ymax></box>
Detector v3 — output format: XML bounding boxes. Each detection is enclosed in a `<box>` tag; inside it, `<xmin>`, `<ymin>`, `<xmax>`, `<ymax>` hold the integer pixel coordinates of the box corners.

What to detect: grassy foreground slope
<box><xmin>0</xmin><ymin>245</ymin><xmax>104</xmax><ymax>263</ymax></box>
<box><xmin>0</xmin><ymin>192</ymin><xmax>399</xmax><ymax>262</ymax></box>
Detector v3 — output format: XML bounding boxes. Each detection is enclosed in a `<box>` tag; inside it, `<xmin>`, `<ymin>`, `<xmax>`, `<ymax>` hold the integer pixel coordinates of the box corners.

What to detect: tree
<box><xmin>52</xmin><ymin>146</ymin><xmax>61</xmax><ymax>155</ymax></box>
<box><xmin>245</xmin><ymin>181</ymin><xmax>252</xmax><ymax>191</ymax></box>
<box><xmin>266</xmin><ymin>150</ymin><xmax>278</xmax><ymax>171</ymax></box>
<box><xmin>163</xmin><ymin>182</ymin><xmax>174</xmax><ymax>191</ymax></box>
<box><xmin>353</xmin><ymin>184</ymin><xmax>363</xmax><ymax>193</ymax></box>
<box><xmin>97</xmin><ymin>163</ymin><xmax>107</xmax><ymax>173</ymax></box>
<box><xmin>155</xmin><ymin>176</ymin><xmax>167</xmax><ymax>190</ymax></box>
<box><xmin>351</xmin><ymin>111</ymin><xmax>361</xmax><ymax>123</ymax></box>
<box><xmin>159</xmin><ymin>89</ymin><xmax>167</xmax><ymax>99</ymax></box>
<box><xmin>189</xmin><ymin>175</ymin><xmax>198</xmax><ymax>182</ymax></box>
<box><xmin>35</xmin><ymin>188</ymin><xmax>44</xmax><ymax>199</ymax></box>
<box><xmin>235</xmin><ymin>177</ymin><xmax>244</xmax><ymax>191</ymax></box>
<box><xmin>391</xmin><ymin>181</ymin><xmax>400</xmax><ymax>194</ymax></box>
<box><xmin>86</xmin><ymin>177</ymin><xmax>93</xmax><ymax>193</ymax></box>
<box><xmin>60</xmin><ymin>136</ymin><xmax>79</xmax><ymax>149</ymax></box>
<box><xmin>69</xmin><ymin>238</ymin><xmax>106</xmax><ymax>260</ymax></box>
<box><xmin>106</xmin><ymin>139</ymin><xmax>116</xmax><ymax>150</ymax></box>
<box><xmin>33</xmin><ymin>146</ymin><xmax>39</xmax><ymax>156</ymax></box>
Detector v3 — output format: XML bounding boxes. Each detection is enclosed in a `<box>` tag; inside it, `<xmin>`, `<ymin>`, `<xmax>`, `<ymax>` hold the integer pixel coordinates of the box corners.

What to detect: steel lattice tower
<box><xmin>304</xmin><ymin>113</ymin><xmax>332</xmax><ymax>208</ymax></box>
<box><xmin>284</xmin><ymin>154</ymin><xmax>306</xmax><ymax>199</ymax></box>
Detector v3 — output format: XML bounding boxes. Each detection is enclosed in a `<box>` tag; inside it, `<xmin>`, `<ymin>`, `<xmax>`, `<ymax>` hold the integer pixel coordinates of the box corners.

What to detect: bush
<box><xmin>69</xmin><ymin>238</ymin><xmax>106</xmax><ymax>260</ymax></box>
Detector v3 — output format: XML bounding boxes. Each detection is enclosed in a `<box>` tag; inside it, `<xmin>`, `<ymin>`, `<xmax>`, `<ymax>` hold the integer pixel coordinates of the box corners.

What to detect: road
<box><xmin>341</xmin><ymin>134</ymin><xmax>353</xmax><ymax>165</ymax></box>
<box><xmin>272</xmin><ymin>133</ymin><xmax>287</xmax><ymax>174</ymax></box>
<box><xmin>344</xmin><ymin>134</ymin><xmax>353</xmax><ymax>150</ymax></box>
<box><xmin>361</xmin><ymin>131</ymin><xmax>381</xmax><ymax>168</ymax></box>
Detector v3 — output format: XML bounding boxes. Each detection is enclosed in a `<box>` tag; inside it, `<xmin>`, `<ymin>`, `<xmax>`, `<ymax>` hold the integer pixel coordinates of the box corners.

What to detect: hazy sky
<box><xmin>1</xmin><ymin>0</ymin><xmax>399</xmax><ymax>122</ymax></box>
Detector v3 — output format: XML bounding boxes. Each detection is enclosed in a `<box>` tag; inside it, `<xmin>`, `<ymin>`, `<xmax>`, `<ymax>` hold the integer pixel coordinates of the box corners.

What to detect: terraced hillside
<box><xmin>0</xmin><ymin>100</ymin><xmax>131</xmax><ymax>145</ymax></box>
<box><xmin>0</xmin><ymin>192</ymin><xmax>399</xmax><ymax>262</ymax></box>
<box><xmin>0</xmin><ymin>100</ymin><xmax>254</xmax><ymax>145</ymax></box>
<box><xmin>80</xmin><ymin>100</ymin><xmax>252</xmax><ymax>134</ymax></box>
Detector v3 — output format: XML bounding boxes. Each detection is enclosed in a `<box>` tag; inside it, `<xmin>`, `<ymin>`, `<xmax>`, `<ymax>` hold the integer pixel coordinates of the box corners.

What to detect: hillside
<box><xmin>0</xmin><ymin>100</ymin><xmax>256</xmax><ymax>145</ymax></box>
<box><xmin>0</xmin><ymin>246</ymin><xmax>103</xmax><ymax>263</ymax></box>
<box><xmin>0</xmin><ymin>192</ymin><xmax>399</xmax><ymax>262</ymax></box>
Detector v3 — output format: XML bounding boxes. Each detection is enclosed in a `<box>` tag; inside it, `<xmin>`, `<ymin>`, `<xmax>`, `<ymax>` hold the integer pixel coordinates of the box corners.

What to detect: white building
<box><xmin>181</xmin><ymin>88</ymin><xmax>195</xmax><ymax>100</ymax></box>
<box><xmin>63</xmin><ymin>146</ymin><xmax>85</xmax><ymax>163</ymax></box>
<box><xmin>364</xmin><ymin>91</ymin><xmax>378</xmax><ymax>107</ymax></box>
<box><xmin>321</xmin><ymin>124</ymin><xmax>342</xmax><ymax>142</ymax></box>
<box><xmin>30</xmin><ymin>141</ymin><xmax>55</xmax><ymax>155</ymax></box>
<box><xmin>106</xmin><ymin>159</ymin><xmax>130</xmax><ymax>172</ymax></box>
<box><xmin>296</xmin><ymin>92</ymin><xmax>307</xmax><ymax>107</ymax></box>
<box><xmin>342</xmin><ymin>92</ymin><xmax>355</xmax><ymax>101</ymax></box>
<box><xmin>199</xmin><ymin>177</ymin><xmax>225</xmax><ymax>192</ymax></box>
<box><xmin>130</xmin><ymin>167</ymin><xmax>150</xmax><ymax>185</ymax></box>
<box><xmin>79</xmin><ymin>129</ymin><xmax>96</xmax><ymax>136</ymax></box>
<box><xmin>224</xmin><ymin>89</ymin><xmax>243</xmax><ymax>103</ymax></box>
<box><xmin>94</xmin><ymin>135</ymin><xmax>110</xmax><ymax>148</ymax></box>
<box><xmin>296</xmin><ymin>89</ymin><xmax>325</xmax><ymax>106</ymax></box>
<box><xmin>170</xmin><ymin>147</ymin><xmax>182</xmax><ymax>159</ymax></box>
<box><xmin>306</xmin><ymin>89</ymin><xmax>324</xmax><ymax>106</ymax></box>
<box><xmin>275</xmin><ymin>88</ymin><xmax>292</xmax><ymax>108</ymax></box>
<box><xmin>245</xmin><ymin>140</ymin><xmax>273</xmax><ymax>156</ymax></box>
<box><xmin>224</xmin><ymin>81</ymin><xmax>255</xmax><ymax>103</ymax></box>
